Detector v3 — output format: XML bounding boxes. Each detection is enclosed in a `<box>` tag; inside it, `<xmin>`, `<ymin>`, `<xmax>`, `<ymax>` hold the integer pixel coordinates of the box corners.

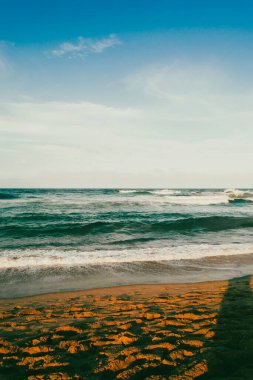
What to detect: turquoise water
<box><xmin>0</xmin><ymin>188</ymin><xmax>253</xmax><ymax>296</ymax></box>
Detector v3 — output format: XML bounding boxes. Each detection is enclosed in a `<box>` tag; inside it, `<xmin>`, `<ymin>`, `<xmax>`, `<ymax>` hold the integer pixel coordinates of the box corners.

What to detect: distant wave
<box><xmin>150</xmin><ymin>189</ymin><xmax>182</xmax><ymax>196</ymax></box>
<box><xmin>119</xmin><ymin>189</ymin><xmax>139</xmax><ymax>194</ymax></box>
<box><xmin>225</xmin><ymin>189</ymin><xmax>253</xmax><ymax>202</ymax></box>
<box><xmin>119</xmin><ymin>189</ymin><xmax>151</xmax><ymax>195</ymax></box>
<box><xmin>157</xmin><ymin>195</ymin><xmax>228</xmax><ymax>205</ymax></box>
<box><xmin>230</xmin><ymin>200</ymin><xmax>253</xmax><ymax>205</ymax></box>
<box><xmin>0</xmin><ymin>192</ymin><xmax>19</xmax><ymax>200</ymax></box>
<box><xmin>118</xmin><ymin>190</ymin><xmax>228</xmax><ymax>205</ymax></box>
<box><xmin>0</xmin><ymin>195</ymin><xmax>229</xmax><ymax>206</ymax></box>
<box><xmin>119</xmin><ymin>189</ymin><xmax>185</xmax><ymax>196</ymax></box>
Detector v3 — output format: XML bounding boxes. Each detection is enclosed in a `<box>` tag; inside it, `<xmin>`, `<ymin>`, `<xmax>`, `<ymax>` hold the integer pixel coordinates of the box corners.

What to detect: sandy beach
<box><xmin>1</xmin><ymin>0</ymin><xmax>253</xmax><ymax>377</ymax></box>
<box><xmin>1</xmin><ymin>276</ymin><xmax>252</xmax><ymax>379</ymax></box>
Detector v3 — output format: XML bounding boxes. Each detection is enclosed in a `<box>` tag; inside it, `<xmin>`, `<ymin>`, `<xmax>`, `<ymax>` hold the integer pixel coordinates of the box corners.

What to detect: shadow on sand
<box><xmin>201</xmin><ymin>275</ymin><xmax>253</xmax><ymax>379</ymax></box>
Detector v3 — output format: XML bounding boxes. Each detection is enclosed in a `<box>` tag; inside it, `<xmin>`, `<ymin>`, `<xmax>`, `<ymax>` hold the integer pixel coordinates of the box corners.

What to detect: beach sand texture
<box><xmin>0</xmin><ymin>276</ymin><xmax>252</xmax><ymax>379</ymax></box>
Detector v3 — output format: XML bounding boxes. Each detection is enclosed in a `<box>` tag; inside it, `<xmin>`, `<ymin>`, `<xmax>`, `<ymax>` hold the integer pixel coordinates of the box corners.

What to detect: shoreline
<box><xmin>0</xmin><ymin>278</ymin><xmax>229</xmax><ymax>302</ymax></box>
<box><xmin>1</xmin><ymin>252</ymin><xmax>253</xmax><ymax>299</ymax></box>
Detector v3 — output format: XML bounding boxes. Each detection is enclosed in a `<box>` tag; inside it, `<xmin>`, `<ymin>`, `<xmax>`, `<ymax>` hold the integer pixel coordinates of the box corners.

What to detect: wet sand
<box><xmin>0</xmin><ymin>276</ymin><xmax>253</xmax><ymax>379</ymax></box>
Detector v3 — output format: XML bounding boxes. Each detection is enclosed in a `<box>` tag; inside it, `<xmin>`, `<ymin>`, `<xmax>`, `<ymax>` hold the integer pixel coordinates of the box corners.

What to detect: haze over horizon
<box><xmin>1</xmin><ymin>0</ymin><xmax>253</xmax><ymax>188</ymax></box>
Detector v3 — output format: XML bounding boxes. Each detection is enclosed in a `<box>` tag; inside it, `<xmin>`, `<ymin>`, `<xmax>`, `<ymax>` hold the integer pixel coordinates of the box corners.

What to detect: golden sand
<box><xmin>0</xmin><ymin>276</ymin><xmax>252</xmax><ymax>379</ymax></box>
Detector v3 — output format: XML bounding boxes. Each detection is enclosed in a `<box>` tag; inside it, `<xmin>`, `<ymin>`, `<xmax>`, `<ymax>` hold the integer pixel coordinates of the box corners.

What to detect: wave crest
<box><xmin>1</xmin><ymin>216</ymin><xmax>253</xmax><ymax>241</ymax></box>
<box><xmin>225</xmin><ymin>189</ymin><xmax>253</xmax><ymax>201</ymax></box>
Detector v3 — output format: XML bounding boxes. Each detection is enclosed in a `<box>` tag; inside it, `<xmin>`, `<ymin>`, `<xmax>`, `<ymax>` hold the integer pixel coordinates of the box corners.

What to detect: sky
<box><xmin>0</xmin><ymin>0</ymin><xmax>253</xmax><ymax>188</ymax></box>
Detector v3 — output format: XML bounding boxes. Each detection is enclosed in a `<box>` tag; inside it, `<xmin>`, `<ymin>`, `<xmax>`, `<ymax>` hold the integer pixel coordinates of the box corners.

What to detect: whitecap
<box><xmin>224</xmin><ymin>188</ymin><xmax>253</xmax><ymax>201</ymax></box>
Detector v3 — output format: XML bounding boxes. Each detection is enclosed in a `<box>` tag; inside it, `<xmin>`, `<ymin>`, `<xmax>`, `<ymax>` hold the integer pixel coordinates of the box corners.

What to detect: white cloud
<box><xmin>49</xmin><ymin>34</ymin><xmax>121</xmax><ymax>58</ymax></box>
<box><xmin>0</xmin><ymin>99</ymin><xmax>253</xmax><ymax>187</ymax></box>
<box><xmin>90</xmin><ymin>34</ymin><xmax>121</xmax><ymax>53</ymax></box>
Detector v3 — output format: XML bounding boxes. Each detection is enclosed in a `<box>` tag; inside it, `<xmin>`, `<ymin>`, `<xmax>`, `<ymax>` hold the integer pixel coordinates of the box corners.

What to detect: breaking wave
<box><xmin>225</xmin><ymin>188</ymin><xmax>253</xmax><ymax>202</ymax></box>
<box><xmin>1</xmin><ymin>242</ymin><xmax>252</xmax><ymax>270</ymax></box>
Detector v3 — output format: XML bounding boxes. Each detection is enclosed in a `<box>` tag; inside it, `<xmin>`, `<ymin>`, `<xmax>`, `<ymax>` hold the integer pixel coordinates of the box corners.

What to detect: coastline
<box><xmin>1</xmin><ymin>252</ymin><xmax>253</xmax><ymax>299</ymax></box>
<box><xmin>1</xmin><ymin>276</ymin><xmax>252</xmax><ymax>379</ymax></box>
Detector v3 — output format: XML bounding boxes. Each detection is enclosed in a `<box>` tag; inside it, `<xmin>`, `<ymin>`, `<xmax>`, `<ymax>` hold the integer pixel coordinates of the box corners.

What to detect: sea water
<box><xmin>0</xmin><ymin>188</ymin><xmax>253</xmax><ymax>297</ymax></box>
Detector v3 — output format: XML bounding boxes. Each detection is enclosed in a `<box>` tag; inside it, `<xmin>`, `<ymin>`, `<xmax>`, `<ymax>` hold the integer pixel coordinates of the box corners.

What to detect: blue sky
<box><xmin>1</xmin><ymin>0</ymin><xmax>253</xmax><ymax>43</ymax></box>
<box><xmin>0</xmin><ymin>1</ymin><xmax>253</xmax><ymax>187</ymax></box>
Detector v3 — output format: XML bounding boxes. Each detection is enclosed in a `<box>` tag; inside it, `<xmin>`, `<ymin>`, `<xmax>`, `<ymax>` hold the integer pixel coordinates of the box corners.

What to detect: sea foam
<box><xmin>1</xmin><ymin>242</ymin><xmax>252</xmax><ymax>270</ymax></box>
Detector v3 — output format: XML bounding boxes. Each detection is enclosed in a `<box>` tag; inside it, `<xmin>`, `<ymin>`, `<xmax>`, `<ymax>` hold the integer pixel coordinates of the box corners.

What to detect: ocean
<box><xmin>0</xmin><ymin>188</ymin><xmax>253</xmax><ymax>297</ymax></box>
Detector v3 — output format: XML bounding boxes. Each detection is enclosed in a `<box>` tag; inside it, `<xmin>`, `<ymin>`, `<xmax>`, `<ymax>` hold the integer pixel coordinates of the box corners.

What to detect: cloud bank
<box><xmin>0</xmin><ymin>95</ymin><xmax>252</xmax><ymax>188</ymax></box>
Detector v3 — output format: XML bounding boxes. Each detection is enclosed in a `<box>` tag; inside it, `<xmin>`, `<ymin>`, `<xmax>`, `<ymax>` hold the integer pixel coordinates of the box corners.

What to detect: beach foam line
<box><xmin>0</xmin><ymin>243</ymin><xmax>252</xmax><ymax>269</ymax></box>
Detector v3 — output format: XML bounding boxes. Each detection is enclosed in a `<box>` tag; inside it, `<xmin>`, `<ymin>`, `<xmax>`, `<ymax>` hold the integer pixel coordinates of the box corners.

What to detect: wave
<box><xmin>110</xmin><ymin>196</ymin><xmax>227</xmax><ymax>205</ymax></box>
<box><xmin>150</xmin><ymin>189</ymin><xmax>182</xmax><ymax>196</ymax></box>
<box><xmin>1</xmin><ymin>216</ymin><xmax>253</xmax><ymax>240</ymax></box>
<box><xmin>119</xmin><ymin>189</ymin><xmax>184</xmax><ymax>196</ymax></box>
<box><xmin>119</xmin><ymin>189</ymin><xmax>193</xmax><ymax>197</ymax></box>
<box><xmin>225</xmin><ymin>189</ymin><xmax>253</xmax><ymax>201</ymax></box>
<box><xmin>118</xmin><ymin>190</ymin><xmax>228</xmax><ymax>205</ymax></box>
<box><xmin>156</xmin><ymin>195</ymin><xmax>228</xmax><ymax>205</ymax></box>
<box><xmin>0</xmin><ymin>192</ymin><xmax>19</xmax><ymax>200</ymax></box>
<box><xmin>229</xmin><ymin>199</ymin><xmax>253</xmax><ymax>204</ymax></box>
<box><xmin>142</xmin><ymin>215</ymin><xmax>253</xmax><ymax>232</ymax></box>
<box><xmin>119</xmin><ymin>189</ymin><xmax>139</xmax><ymax>194</ymax></box>
<box><xmin>118</xmin><ymin>189</ymin><xmax>152</xmax><ymax>195</ymax></box>
<box><xmin>0</xmin><ymin>242</ymin><xmax>252</xmax><ymax>270</ymax></box>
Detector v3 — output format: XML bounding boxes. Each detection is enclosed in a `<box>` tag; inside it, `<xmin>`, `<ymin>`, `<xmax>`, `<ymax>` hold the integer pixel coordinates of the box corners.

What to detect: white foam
<box><xmin>117</xmin><ymin>192</ymin><xmax>228</xmax><ymax>205</ymax></box>
<box><xmin>154</xmin><ymin>195</ymin><xmax>228</xmax><ymax>205</ymax></box>
<box><xmin>0</xmin><ymin>243</ymin><xmax>252</xmax><ymax>270</ymax></box>
<box><xmin>117</xmin><ymin>188</ymin><xmax>228</xmax><ymax>205</ymax></box>
<box><xmin>224</xmin><ymin>188</ymin><xmax>253</xmax><ymax>201</ymax></box>
<box><xmin>119</xmin><ymin>190</ymin><xmax>139</xmax><ymax>194</ymax></box>
<box><xmin>150</xmin><ymin>189</ymin><xmax>181</xmax><ymax>196</ymax></box>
